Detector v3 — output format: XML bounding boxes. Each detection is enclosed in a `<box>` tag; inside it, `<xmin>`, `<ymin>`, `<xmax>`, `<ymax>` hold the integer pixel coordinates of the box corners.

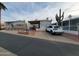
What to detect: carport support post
<box><xmin>68</xmin><ymin>15</ymin><xmax>72</xmax><ymax>31</ymax></box>
<box><xmin>0</xmin><ymin>9</ymin><xmax>1</xmax><ymax>30</ymax></box>
<box><xmin>77</xmin><ymin>24</ymin><xmax>79</xmax><ymax>40</ymax></box>
<box><xmin>61</xmin><ymin>21</ymin><xmax>63</xmax><ymax>29</ymax></box>
<box><xmin>69</xmin><ymin>19</ymin><xmax>70</xmax><ymax>31</ymax></box>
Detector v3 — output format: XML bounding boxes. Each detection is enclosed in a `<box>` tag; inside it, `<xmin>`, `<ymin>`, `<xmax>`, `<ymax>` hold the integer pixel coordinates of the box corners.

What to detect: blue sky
<box><xmin>1</xmin><ymin>2</ymin><xmax>79</xmax><ymax>23</ymax></box>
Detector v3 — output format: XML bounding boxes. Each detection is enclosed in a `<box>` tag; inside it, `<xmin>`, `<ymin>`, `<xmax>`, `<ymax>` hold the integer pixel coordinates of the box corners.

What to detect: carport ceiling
<box><xmin>28</xmin><ymin>21</ymin><xmax>40</xmax><ymax>24</ymax></box>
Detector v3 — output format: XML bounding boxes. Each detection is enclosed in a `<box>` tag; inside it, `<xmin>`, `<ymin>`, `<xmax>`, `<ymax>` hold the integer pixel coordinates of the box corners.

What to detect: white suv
<box><xmin>46</xmin><ymin>25</ymin><xmax>64</xmax><ymax>35</ymax></box>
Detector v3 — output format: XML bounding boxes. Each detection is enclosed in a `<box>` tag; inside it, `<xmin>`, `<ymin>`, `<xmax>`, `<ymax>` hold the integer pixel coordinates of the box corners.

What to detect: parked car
<box><xmin>46</xmin><ymin>25</ymin><xmax>64</xmax><ymax>35</ymax></box>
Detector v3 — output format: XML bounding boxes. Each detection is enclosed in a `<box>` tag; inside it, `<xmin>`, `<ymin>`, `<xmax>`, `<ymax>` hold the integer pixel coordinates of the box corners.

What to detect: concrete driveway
<box><xmin>0</xmin><ymin>32</ymin><xmax>79</xmax><ymax>56</ymax></box>
<box><xmin>1</xmin><ymin>30</ymin><xmax>79</xmax><ymax>45</ymax></box>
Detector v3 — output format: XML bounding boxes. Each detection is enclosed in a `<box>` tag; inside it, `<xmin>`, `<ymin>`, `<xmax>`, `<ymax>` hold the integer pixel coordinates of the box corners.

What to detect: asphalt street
<box><xmin>0</xmin><ymin>32</ymin><xmax>79</xmax><ymax>56</ymax></box>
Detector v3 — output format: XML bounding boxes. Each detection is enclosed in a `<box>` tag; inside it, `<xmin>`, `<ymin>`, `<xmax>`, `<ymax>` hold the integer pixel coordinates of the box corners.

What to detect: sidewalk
<box><xmin>0</xmin><ymin>47</ymin><xmax>16</xmax><ymax>56</ymax></box>
<box><xmin>1</xmin><ymin>30</ymin><xmax>79</xmax><ymax>45</ymax></box>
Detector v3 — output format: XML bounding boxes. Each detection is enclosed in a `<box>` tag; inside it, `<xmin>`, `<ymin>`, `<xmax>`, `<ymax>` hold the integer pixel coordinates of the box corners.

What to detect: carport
<box><xmin>28</xmin><ymin>21</ymin><xmax>40</xmax><ymax>29</ymax></box>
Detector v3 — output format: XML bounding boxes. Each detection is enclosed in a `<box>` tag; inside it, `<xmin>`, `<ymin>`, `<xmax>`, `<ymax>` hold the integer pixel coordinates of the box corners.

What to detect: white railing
<box><xmin>63</xmin><ymin>25</ymin><xmax>78</xmax><ymax>35</ymax></box>
<box><xmin>63</xmin><ymin>30</ymin><xmax>78</xmax><ymax>35</ymax></box>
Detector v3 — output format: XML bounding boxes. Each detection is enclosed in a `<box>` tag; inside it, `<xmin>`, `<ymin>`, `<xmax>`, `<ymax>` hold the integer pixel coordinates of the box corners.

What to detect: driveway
<box><xmin>1</xmin><ymin>30</ymin><xmax>79</xmax><ymax>45</ymax></box>
<box><xmin>0</xmin><ymin>32</ymin><xmax>79</xmax><ymax>56</ymax></box>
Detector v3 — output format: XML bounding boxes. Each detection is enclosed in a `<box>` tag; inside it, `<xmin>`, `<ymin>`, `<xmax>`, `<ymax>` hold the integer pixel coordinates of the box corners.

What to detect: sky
<box><xmin>1</xmin><ymin>2</ymin><xmax>79</xmax><ymax>23</ymax></box>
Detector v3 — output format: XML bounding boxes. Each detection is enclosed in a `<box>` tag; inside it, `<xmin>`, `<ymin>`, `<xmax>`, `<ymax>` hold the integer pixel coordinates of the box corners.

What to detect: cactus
<box><xmin>55</xmin><ymin>9</ymin><xmax>64</xmax><ymax>26</ymax></box>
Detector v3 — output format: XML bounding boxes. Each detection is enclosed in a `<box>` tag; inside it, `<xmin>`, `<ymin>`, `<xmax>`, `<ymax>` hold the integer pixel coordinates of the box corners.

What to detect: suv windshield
<box><xmin>54</xmin><ymin>26</ymin><xmax>59</xmax><ymax>28</ymax></box>
<box><xmin>47</xmin><ymin>26</ymin><xmax>52</xmax><ymax>28</ymax></box>
<box><xmin>53</xmin><ymin>26</ymin><xmax>59</xmax><ymax>30</ymax></box>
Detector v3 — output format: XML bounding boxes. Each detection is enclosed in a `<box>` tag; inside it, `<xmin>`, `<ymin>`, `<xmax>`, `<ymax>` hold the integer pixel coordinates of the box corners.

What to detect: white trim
<box><xmin>64</xmin><ymin>30</ymin><xmax>78</xmax><ymax>35</ymax></box>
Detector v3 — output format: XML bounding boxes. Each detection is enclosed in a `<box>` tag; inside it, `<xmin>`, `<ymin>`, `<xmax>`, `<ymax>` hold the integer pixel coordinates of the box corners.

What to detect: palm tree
<box><xmin>0</xmin><ymin>2</ymin><xmax>7</xmax><ymax>30</ymax></box>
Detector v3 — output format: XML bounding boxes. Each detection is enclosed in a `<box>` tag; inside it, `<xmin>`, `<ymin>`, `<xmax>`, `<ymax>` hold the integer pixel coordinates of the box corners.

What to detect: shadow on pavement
<box><xmin>0</xmin><ymin>32</ymin><xmax>79</xmax><ymax>56</ymax></box>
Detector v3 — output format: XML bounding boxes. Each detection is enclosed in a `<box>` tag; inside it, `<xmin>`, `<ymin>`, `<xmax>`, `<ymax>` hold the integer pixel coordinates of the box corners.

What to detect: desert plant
<box><xmin>55</xmin><ymin>9</ymin><xmax>64</xmax><ymax>26</ymax></box>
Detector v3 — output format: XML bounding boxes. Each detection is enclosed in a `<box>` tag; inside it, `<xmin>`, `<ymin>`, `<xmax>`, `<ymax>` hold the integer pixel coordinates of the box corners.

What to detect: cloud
<box><xmin>2</xmin><ymin>2</ymin><xmax>79</xmax><ymax>23</ymax></box>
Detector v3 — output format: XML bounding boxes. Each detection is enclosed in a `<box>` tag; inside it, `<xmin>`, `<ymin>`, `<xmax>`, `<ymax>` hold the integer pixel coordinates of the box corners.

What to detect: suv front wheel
<box><xmin>50</xmin><ymin>30</ymin><xmax>53</xmax><ymax>33</ymax></box>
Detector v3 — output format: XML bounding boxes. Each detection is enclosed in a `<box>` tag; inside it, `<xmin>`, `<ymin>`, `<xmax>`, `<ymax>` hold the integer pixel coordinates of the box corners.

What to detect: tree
<box><xmin>55</xmin><ymin>9</ymin><xmax>64</xmax><ymax>26</ymax></box>
<box><xmin>0</xmin><ymin>2</ymin><xmax>7</xmax><ymax>30</ymax></box>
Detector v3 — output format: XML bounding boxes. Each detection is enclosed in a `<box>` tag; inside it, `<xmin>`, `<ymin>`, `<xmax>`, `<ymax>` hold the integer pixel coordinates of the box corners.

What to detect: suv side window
<box><xmin>54</xmin><ymin>26</ymin><xmax>59</xmax><ymax>28</ymax></box>
<box><xmin>48</xmin><ymin>26</ymin><xmax>52</xmax><ymax>28</ymax></box>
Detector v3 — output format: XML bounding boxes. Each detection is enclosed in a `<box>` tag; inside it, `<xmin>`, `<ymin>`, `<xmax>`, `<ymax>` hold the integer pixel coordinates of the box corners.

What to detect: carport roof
<box><xmin>28</xmin><ymin>21</ymin><xmax>40</xmax><ymax>24</ymax></box>
<box><xmin>28</xmin><ymin>20</ymin><xmax>52</xmax><ymax>24</ymax></box>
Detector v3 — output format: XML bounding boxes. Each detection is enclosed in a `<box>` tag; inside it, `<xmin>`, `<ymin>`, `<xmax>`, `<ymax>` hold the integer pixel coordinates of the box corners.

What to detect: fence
<box><xmin>63</xmin><ymin>25</ymin><xmax>77</xmax><ymax>31</ymax></box>
<box><xmin>63</xmin><ymin>25</ymin><xmax>79</xmax><ymax>40</ymax></box>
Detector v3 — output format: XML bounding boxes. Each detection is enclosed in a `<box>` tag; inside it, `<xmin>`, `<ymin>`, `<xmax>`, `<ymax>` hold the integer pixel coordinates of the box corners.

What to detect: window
<box><xmin>16</xmin><ymin>24</ymin><xmax>24</xmax><ymax>26</ymax></box>
<box><xmin>54</xmin><ymin>26</ymin><xmax>59</xmax><ymax>28</ymax></box>
<box><xmin>48</xmin><ymin>26</ymin><xmax>52</xmax><ymax>28</ymax></box>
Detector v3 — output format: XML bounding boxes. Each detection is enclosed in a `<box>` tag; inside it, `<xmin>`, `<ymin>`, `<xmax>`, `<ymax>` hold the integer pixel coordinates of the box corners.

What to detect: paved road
<box><xmin>0</xmin><ymin>32</ymin><xmax>79</xmax><ymax>56</ymax></box>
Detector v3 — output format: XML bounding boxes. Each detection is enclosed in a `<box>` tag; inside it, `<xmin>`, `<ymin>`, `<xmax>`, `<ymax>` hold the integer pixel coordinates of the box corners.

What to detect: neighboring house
<box><xmin>5</xmin><ymin>20</ymin><xmax>27</xmax><ymax>30</ymax></box>
<box><xmin>0</xmin><ymin>20</ymin><xmax>6</xmax><ymax>30</ymax></box>
<box><xmin>28</xmin><ymin>20</ymin><xmax>52</xmax><ymax>31</ymax></box>
<box><xmin>52</xmin><ymin>17</ymin><xmax>79</xmax><ymax>40</ymax></box>
<box><xmin>0</xmin><ymin>23</ymin><xmax>5</xmax><ymax>29</ymax></box>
